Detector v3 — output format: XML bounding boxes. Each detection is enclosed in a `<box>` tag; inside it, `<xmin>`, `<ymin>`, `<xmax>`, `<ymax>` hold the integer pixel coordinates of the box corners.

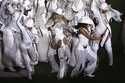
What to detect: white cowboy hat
<box><xmin>25</xmin><ymin>18</ymin><xmax>34</xmax><ymax>28</ymax></box>
<box><xmin>78</xmin><ymin>16</ymin><xmax>94</xmax><ymax>25</ymax></box>
<box><xmin>56</xmin><ymin>8</ymin><xmax>64</xmax><ymax>15</ymax></box>
<box><xmin>100</xmin><ymin>3</ymin><xmax>109</xmax><ymax>11</ymax></box>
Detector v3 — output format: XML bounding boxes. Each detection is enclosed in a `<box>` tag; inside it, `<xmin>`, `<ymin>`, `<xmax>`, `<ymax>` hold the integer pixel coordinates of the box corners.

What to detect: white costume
<box><xmin>0</xmin><ymin>0</ymin><xmax>122</xmax><ymax>79</ymax></box>
<box><xmin>71</xmin><ymin>16</ymin><xmax>97</xmax><ymax>77</ymax></box>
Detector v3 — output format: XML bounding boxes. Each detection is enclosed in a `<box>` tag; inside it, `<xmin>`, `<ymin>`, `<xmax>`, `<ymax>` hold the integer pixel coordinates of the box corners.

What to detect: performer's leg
<box><xmin>69</xmin><ymin>37</ymin><xmax>79</xmax><ymax>67</ymax></box>
<box><xmin>104</xmin><ymin>37</ymin><xmax>113</xmax><ymax>66</ymax></box>
<box><xmin>71</xmin><ymin>49</ymin><xmax>86</xmax><ymax>77</ymax></box>
<box><xmin>64</xmin><ymin>46</ymin><xmax>71</xmax><ymax>64</ymax></box>
<box><xmin>57</xmin><ymin>47</ymin><xmax>66</xmax><ymax>79</ymax></box>
<box><xmin>20</xmin><ymin>45</ymin><xmax>33</xmax><ymax>80</ymax></box>
<box><xmin>84</xmin><ymin>47</ymin><xmax>97</xmax><ymax>77</ymax></box>
<box><xmin>48</xmin><ymin>47</ymin><xmax>59</xmax><ymax>73</ymax></box>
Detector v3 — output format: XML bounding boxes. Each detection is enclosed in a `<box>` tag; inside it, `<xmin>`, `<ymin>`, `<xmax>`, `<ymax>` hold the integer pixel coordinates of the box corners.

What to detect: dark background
<box><xmin>0</xmin><ymin>0</ymin><xmax>125</xmax><ymax>82</ymax></box>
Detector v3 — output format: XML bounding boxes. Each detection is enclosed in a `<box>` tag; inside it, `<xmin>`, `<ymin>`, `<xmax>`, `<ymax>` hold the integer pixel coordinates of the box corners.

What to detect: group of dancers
<box><xmin>0</xmin><ymin>0</ymin><xmax>122</xmax><ymax>79</ymax></box>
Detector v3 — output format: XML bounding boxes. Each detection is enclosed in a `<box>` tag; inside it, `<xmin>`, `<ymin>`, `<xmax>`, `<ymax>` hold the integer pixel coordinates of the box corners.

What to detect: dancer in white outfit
<box><xmin>71</xmin><ymin>16</ymin><xmax>97</xmax><ymax>77</ymax></box>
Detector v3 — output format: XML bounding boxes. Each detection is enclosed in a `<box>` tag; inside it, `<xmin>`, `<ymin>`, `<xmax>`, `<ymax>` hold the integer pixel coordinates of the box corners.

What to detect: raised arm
<box><xmin>16</xmin><ymin>8</ymin><xmax>26</xmax><ymax>32</ymax></box>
